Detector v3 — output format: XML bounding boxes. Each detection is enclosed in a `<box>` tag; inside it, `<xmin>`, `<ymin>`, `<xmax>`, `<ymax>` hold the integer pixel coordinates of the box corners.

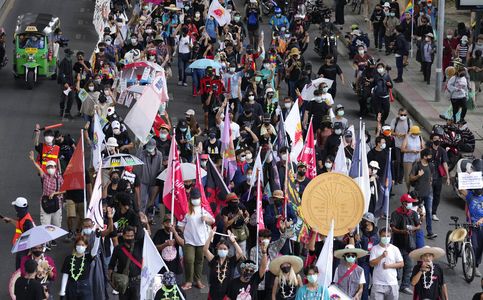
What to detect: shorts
<box><xmin>65</xmin><ymin>199</ymin><xmax>84</xmax><ymax>219</ymax></box>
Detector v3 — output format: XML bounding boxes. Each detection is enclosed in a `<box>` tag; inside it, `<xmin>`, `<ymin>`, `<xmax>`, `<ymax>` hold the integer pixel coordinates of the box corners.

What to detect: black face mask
<box><xmin>32</xmin><ymin>250</ymin><xmax>43</xmax><ymax>257</ymax></box>
<box><xmin>184</xmin><ymin>184</ymin><xmax>192</xmax><ymax>190</ymax></box>
<box><xmin>124</xmin><ymin>238</ymin><xmax>134</xmax><ymax>245</ymax></box>
<box><xmin>274</xmin><ymin>200</ymin><xmax>282</xmax><ymax>207</ymax></box>
<box><xmin>297</xmin><ymin>170</ymin><xmax>305</xmax><ymax>176</ymax></box>
<box><xmin>15</xmin><ymin>207</ymin><xmax>28</xmax><ymax>218</ymax></box>
<box><xmin>228</xmin><ymin>202</ymin><xmax>239</xmax><ymax>210</ymax></box>
<box><xmin>111</xmin><ymin>177</ymin><xmax>120</xmax><ymax>184</ymax></box>
<box><xmin>281</xmin><ymin>266</ymin><xmax>291</xmax><ymax>273</ymax></box>
<box><xmin>433</xmin><ymin>140</ymin><xmax>441</xmax><ymax>146</ymax></box>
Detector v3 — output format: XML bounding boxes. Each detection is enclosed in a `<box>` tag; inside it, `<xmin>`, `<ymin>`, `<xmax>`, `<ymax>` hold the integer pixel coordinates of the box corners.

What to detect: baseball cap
<box><xmin>112</xmin><ymin>121</ymin><xmax>121</xmax><ymax>129</ymax></box>
<box><xmin>46</xmin><ymin>160</ymin><xmax>57</xmax><ymax>168</ymax></box>
<box><xmin>146</xmin><ymin>138</ymin><xmax>157</xmax><ymax>151</ymax></box>
<box><xmin>400</xmin><ymin>193</ymin><xmax>417</xmax><ymax>203</ymax></box>
<box><xmin>12</xmin><ymin>197</ymin><xmax>28</xmax><ymax>207</ymax></box>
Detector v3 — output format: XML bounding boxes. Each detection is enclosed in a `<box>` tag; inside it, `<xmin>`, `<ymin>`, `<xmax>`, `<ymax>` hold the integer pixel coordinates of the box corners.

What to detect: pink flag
<box><xmin>256</xmin><ymin>168</ymin><xmax>265</xmax><ymax>230</ymax></box>
<box><xmin>297</xmin><ymin>119</ymin><xmax>317</xmax><ymax>179</ymax></box>
<box><xmin>195</xmin><ymin>154</ymin><xmax>214</xmax><ymax>217</ymax></box>
<box><xmin>221</xmin><ymin>105</ymin><xmax>237</xmax><ymax>182</ymax></box>
<box><xmin>162</xmin><ymin>133</ymin><xmax>189</xmax><ymax>221</ymax></box>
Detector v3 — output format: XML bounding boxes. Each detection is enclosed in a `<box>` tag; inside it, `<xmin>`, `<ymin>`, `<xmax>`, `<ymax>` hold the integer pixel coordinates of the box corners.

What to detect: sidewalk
<box><xmin>339</xmin><ymin>6</ymin><xmax>482</xmax><ymax>157</ymax></box>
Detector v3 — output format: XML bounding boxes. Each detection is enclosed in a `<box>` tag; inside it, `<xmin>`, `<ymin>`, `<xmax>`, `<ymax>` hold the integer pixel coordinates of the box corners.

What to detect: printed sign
<box><xmin>458</xmin><ymin>172</ymin><xmax>483</xmax><ymax>190</ymax></box>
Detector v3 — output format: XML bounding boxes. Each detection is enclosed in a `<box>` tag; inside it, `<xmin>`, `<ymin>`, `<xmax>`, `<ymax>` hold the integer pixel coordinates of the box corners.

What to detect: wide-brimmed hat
<box><xmin>269</xmin><ymin>255</ymin><xmax>303</xmax><ymax>276</ymax></box>
<box><xmin>289</xmin><ymin>48</ymin><xmax>300</xmax><ymax>56</ymax></box>
<box><xmin>106</xmin><ymin>137</ymin><xmax>119</xmax><ymax>147</ymax></box>
<box><xmin>409</xmin><ymin>125</ymin><xmax>421</xmax><ymax>135</ymax></box>
<box><xmin>271</xmin><ymin>190</ymin><xmax>284</xmax><ymax>199</ymax></box>
<box><xmin>362</xmin><ymin>212</ymin><xmax>375</xmax><ymax>224</ymax></box>
<box><xmin>409</xmin><ymin>246</ymin><xmax>445</xmax><ymax>260</ymax></box>
<box><xmin>448</xmin><ymin>228</ymin><xmax>467</xmax><ymax>243</ymax></box>
<box><xmin>164</xmin><ymin>4</ymin><xmax>181</xmax><ymax>11</ymax></box>
<box><xmin>334</xmin><ymin>244</ymin><xmax>368</xmax><ymax>259</ymax></box>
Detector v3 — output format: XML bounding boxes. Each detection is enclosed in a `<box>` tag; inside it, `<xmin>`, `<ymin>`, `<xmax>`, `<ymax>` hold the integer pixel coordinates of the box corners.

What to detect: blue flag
<box><xmin>375</xmin><ymin>149</ymin><xmax>392</xmax><ymax>217</ymax></box>
<box><xmin>349</xmin><ymin>137</ymin><xmax>362</xmax><ymax>178</ymax></box>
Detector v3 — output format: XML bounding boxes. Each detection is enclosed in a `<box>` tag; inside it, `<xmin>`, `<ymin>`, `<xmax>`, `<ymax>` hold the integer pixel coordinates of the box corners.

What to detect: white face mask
<box><xmin>358</xmin><ymin>50</ymin><xmax>365</xmax><ymax>55</ymax></box>
<box><xmin>88</xmin><ymin>86</ymin><xmax>95</xmax><ymax>92</ymax></box>
<box><xmin>47</xmin><ymin>168</ymin><xmax>56</xmax><ymax>176</ymax></box>
<box><xmin>380</xmin><ymin>143</ymin><xmax>387</xmax><ymax>150</ymax></box>
<box><xmin>159</xmin><ymin>133</ymin><xmax>168</xmax><ymax>140</ymax></box>
<box><xmin>76</xmin><ymin>245</ymin><xmax>86</xmax><ymax>254</ymax></box>
<box><xmin>191</xmin><ymin>198</ymin><xmax>201</xmax><ymax>206</ymax></box>
<box><xmin>281</xmin><ymin>153</ymin><xmax>288</xmax><ymax>161</ymax></box>
<box><xmin>248</xmin><ymin>96</ymin><xmax>255</xmax><ymax>101</ymax></box>
<box><xmin>263</xmin><ymin>63</ymin><xmax>270</xmax><ymax>69</ymax></box>
<box><xmin>446</xmin><ymin>35</ymin><xmax>452</xmax><ymax>39</ymax></box>
<box><xmin>217</xmin><ymin>249</ymin><xmax>229</xmax><ymax>258</ymax></box>
<box><xmin>113</xmin><ymin>128</ymin><xmax>121</xmax><ymax>135</ymax></box>
<box><xmin>246</xmin><ymin>153</ymin><xmax>253</xmax><ymax>160</ymax></box>
<box><xmin>324</xmin><ymin>18</ymin><xmax>330</xmax><ymax>23</ymax></box>
<box><xmin>377</xmin><ymin>68</ymin><xmax>385</xmax><ymax>74</ymax></box>
<box><xmin>246</xmin><ymin>174</ymin><xmax>252</xmax><ymax>181</ymax></box>
<box><xmin>262</xmin><ymin>239</ymin><xmax>270</xmax><ymax>247</ymax></box>
<box><xmin>337</xmin><ymin>110</ymin><xmax>344</xmax><ymax>116</ymax></box>
<box><xmin>105</xmin><ymin>40</ymin><xmax>112</xmax><ymax>45</ymax></box>
<box><xmin>284</xmin><ymin>102</ymin><xmax>292</xmax><ymax>109</ymax></box>
<box><xmin>82</xmin><ymin>228</ymin><xmax>93</xmax><ymax>235</ymax></box>
<box><xmin>399</xmin><ymin>115</ymin><xmax>407</xmax><ymax>120</ymax></box>
<box><xmin>44</xmin><ymin>136</ymin><xmax>54</xmax><ymax>144</ymax></box>
<box><xmin>239</xmin><ymin>156</ymin><xmax>246</xmax><ymax>162</ymax></box>
<box><xmin>313</xmin><ymin>96</ymin><xmax>323</xmax><ymax>102</ymax></box>
<box><xmin>325</xmin><ymin>162</ymin><xmax>333</xmax><ymax>169</ymax></box>
<box><xmin>146</xmin><ymin>29</ymin><xmax>153</xmax><ymax>34</ymax></box>
<box><xmin>201</xmin><ymin>160</ymin><xmax>207</xmax><ymax>167</ymax></box>
<box><xmin>334</xmin><ymin>129</ymin><xmax>342</xmax><ymax>135</ymax></box>
<box><xmin>229</xmin><ymin>67</ymin><xmax>236</xmax><ymax>73</ymax></box>
<box><xmin>380</xmin><ymin>236</ymin><xmax>391</xmax><ymax>245</ymax></box>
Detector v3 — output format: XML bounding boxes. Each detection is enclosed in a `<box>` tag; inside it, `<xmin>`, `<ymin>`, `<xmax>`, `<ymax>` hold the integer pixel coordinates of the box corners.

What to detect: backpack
<box><xmin>247</xmin><ymin>11</ymin><xmax>258</xmax><ymax>27</ymax></box>
<box><xmin>394</xmin><ymin>117</ymin><xmax>410</xmax><ymax>133</ymax></box>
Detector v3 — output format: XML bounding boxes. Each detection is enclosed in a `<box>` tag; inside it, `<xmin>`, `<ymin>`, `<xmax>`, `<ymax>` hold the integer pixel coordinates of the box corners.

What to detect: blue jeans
<box><xmin>471</xmin><ymin>226</ymin><xmax>483</xmax><ymax>267</ymax></box>
<box><xmin>192</xmin><ymin>69</ymin><xmax>205</xmax><ymax>94</ymax></box>
<box><xmin>66</xmin><ymin>279</ymin><xmax>93</xmax><ymax>300</ymax></box>
<box><xmin>288</xmin><ymin>80</ymin><xmax>297</xmax><ymax>100</ymax></box>
<box><xmin>399</xmin><ymin>251</ymin><xmax>413</xmax><ymax>289</ymax></box>
<box><xmin>177</xmin><ymin>52</ymin><xmax>191</xmax><ymax>83</ymax></box>
<box><xmin>416</xmin><ymin>229</ymin><xmax>425</xmax><ymax>249</ymax></box>
<box><xmin>395</xmin><ymin>56</ymin><xmax>404</xmax><ymax>80</ymax></box>
<box><xmin>421</xmin><ymin>195</ymin><xmax>433</xmax><ymax>234</ymax></box>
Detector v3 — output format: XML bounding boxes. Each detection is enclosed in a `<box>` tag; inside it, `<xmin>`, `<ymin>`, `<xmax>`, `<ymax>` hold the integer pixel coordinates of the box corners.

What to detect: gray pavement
<box><xmin>0</xmin><ymin>0</ymin><xmax>480</xmax><ymax>299</ymax></box>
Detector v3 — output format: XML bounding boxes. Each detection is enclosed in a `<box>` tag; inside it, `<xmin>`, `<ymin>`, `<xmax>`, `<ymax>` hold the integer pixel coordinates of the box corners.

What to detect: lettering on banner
<box><xmin>458</xmin><ymin>172</ymin><xmax>483</xmax><ymax>190</ymax></box>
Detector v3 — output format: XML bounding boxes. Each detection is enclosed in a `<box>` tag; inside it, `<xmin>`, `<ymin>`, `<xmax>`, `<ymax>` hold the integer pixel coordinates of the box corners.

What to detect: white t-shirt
<box><xmin>218</xmin><ymin>121</ymin><xmax>240</xmax><ymax>140</ymax></box>
<box><xmin>369</xmin><ymin>243</ymin><xmax>403</xmax><ymax>286</ymax></box>
<box><xmin>178</xmin><ymin>206</ymin><xmax>213</xmax><ymax>246</ymax></box>
<box><xmin>178</xmin><ymin>35</ymin><xmax>192</xmax><ymax>54</ymax></box>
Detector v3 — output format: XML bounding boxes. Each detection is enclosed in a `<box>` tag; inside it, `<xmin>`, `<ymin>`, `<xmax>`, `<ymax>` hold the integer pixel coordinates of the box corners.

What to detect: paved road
<box><xmin>0</xmin><ymin>0</ymin><xmax>480</xmax><ymax>299</ymax></box>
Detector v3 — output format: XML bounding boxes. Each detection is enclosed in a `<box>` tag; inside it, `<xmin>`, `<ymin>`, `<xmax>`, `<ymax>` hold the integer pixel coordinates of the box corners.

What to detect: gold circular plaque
<box><xmin>301</xmin><ymin>173</ymin><xmax>364</xmax><ymax>236</ymax></box>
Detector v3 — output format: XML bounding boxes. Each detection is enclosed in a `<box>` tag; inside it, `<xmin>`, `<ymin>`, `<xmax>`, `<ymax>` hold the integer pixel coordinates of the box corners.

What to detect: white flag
<box><xmin>334</xmin><ymin>136</ymin><xmax>348</xmax><ymax>175</ymax></box>
<box><xmin>316</xmin><ymin>220</ymin><xmax>334</xmax><ymax>288</ymax></box>
<box><xmin>249</xmin><ymin>148</ymin><xmax>263</xmax><ymax>187</ymax></box>
<box><xmin>86</xmin><ymin>165</ymin><xmax>104</xmax><ymax>229</ymax></box>
<box><xmin>360</xmin><ymin>124</ymin><xmax>371</xmax><ymax>212</ymax></box>
<box><xmin>140</xmin><ymin>229</ymin><xmax>166</xmax><ymax>300</ymax></box>
<box><xmin>92</xmin><ymin>113</ymin><xmax>105</xmax><ymax>171</ymax></box>
<box><xmin>124</xmin><ymin>86</ymin><xmax>161</xmax><ymax>144</ymax></box>
<box><xmin>285</xmin><ymin>104</ymin><xmax>304</xmax><ymax>162</ymax></box>
<box><xmin>208</xmin><ymin>0</ymin><xmax>231</xmax><ymax>26</ymax></box>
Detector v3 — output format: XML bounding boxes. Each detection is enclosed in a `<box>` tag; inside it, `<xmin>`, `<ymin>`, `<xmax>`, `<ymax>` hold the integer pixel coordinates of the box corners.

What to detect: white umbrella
<box><xmin>157</xmin><ymin>163</ymin><xmax>207</xmax><ymax>181</ymax></box>
<box><xmin>11</xmin><ymin>225</ymin><xmax>68</xmax><ymax>253</ymax></box>
<box><xmin>301</xmin><ymin>77</ymin><xmax>334</xmax><ymax>101</ymax></box>
<box><xmin>102</xmin><ymin>153</ymin><xmax>145</xmax><ymax>169</ymax></box>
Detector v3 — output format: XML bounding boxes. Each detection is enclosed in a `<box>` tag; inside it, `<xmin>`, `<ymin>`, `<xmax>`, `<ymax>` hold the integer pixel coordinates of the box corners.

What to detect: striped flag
<box><xmin>221</xmin><ymin>105</ymin><xmax>237</xmax><ymax>183</ymax></box>
<box><xmin>405</xmin><ymin>0</ymin><xmax>413</xmax><ymax>13</ymax></box>
<box><xmin>375</xmin><ymin>148</ymin><xmax>392</xmax><ymax>218</ymax></box>
<box><xmin>286</xmin><ymin>169</ymin><xmax>310</xmax><ymax>243</ymax></box>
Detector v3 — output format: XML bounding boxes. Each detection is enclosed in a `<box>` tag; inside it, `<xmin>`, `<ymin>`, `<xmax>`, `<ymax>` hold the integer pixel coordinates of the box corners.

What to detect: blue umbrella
<box><xmin>188</xmin><ymin>58</ymin><xmax>222</xmax><ymax>70</ymax></box>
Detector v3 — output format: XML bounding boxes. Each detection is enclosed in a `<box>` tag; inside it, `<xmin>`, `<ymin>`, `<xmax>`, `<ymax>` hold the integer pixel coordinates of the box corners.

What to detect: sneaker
<box><xmin>63</xmin><ymin>113</ymin><xmax>73</xmax><ymax>120</ymax></box>
<box><xmin>426</xmin><ymin>233</ymin><xmax>438</xmax><ymax>239</ymax></box>
<box><xmin>432</xmin><ymin>214</ymin><xmax>440</xmax><ymax>221</ymax></box>
<box><xmin>400</xmin><ymin>287</ymin><xmax>413</xmax><ymax>295</ymax></box>
<box><xmin>394</xmin><ymin>78</ymin><xmax>403</xmax><ymax>83</ymax></box>
<box><xmin>112</xmin><ymin>289</ymin><xmax>119</xmax><ymax>295</ymax></box>
<box><xmin>183</xmin><ymin>82</ymin><xmax>188</xmax><ymax>87</ymax></box>
<box><xmin>475</xmin><ymin>268</ymin><xmax>482</xmax><ymax>277</ymax></box>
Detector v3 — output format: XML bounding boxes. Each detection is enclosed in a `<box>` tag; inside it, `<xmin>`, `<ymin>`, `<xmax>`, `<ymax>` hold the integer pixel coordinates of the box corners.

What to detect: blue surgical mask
<box><xmin>307</xmin><ymin>274</ymin><xmax>318</xmax><ymax>283</ymax></box>
<box><xmin>405</xmin><ymin>203</ymin><xmax>413</xmax><ymax>209</ymax></box>
<box><xmin>380</xmin><ymin>236</ymin><xmax>391</xmax><ymax>245</ymax></box>
<box><xmin>345</xmin><ymin>256</ymin><xmax>357</xmax><ymax>263</ymax></box>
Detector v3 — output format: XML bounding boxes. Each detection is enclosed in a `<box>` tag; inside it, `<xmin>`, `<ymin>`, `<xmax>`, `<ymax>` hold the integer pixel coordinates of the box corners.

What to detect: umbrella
<box><xmin>123</xmin><ymin>61</ymin><xmax>164</xmax><ymax>72</ymax></box>
<box><xmin>188</xmin><ymin>59</ymin><xmax>222</xmax><ymax>70</ymax></box>
<box><xmin>11</xmin><ymin>225</ymin><xmax>68</xmax><ymax>253</ymax></box>
<box><xmin>157</xmin><ymin>163</ymin><xmax>207</xmax><ymax>181</ymax></box>
<box><xmin>102</xmin><ymin>153</ymin><xmax>144</xmax><ymax>169</ymax></box>
<box><xmin>301</xmin><ymin>77</ymin><xmax>334</xmax><ymax>100</ymax></box>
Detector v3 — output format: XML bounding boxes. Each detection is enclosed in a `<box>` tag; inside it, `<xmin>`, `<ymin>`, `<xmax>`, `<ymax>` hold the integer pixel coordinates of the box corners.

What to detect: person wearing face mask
<box><xmin>409</xmin><ymin>246</ymin><xmax>448</xmax><ymax>300</ymax></box>
<box><xmin>203</xmin><ymin>128</ymin><xmax>222</xmax><ymax>160</ymax></box>
<box><xmin>20</xmin><ymin>244</ymin><xmax>57</xmax><ymax>287</ymax></box>
<box><xmin>369</xmin><ymin>228</ymin><xmax>404</xmax><ymax>300</ymax></box>
<box><xmin>319</xmin><ymin>156</ymin><xmax>334</xmax><ymax>174</ymax></box>
<box><xmin>204</xmin><ymin>228</ymin><xmax>244</xmax><ymax>300</ymax></box>
<box><xmin>442</xmin><ymin>30</ymin><xmax>458</xmax><ymax>81</ymax></box>
<box><xmin>221</xmin><ymin>193</ymin><xmax>249</xmax><ymax>256</ymax></box>
<box><xmin>226</xmin><ymin>254</ymin><xmax>268</xmax><ymax>300</ymax></box>
<box><xmin>317</xmin><ymin>55</ymin><xmax>346</xmax><ymax>99</ymax></box>
<box><xmin>370</xmin><ymin>4</ymin><xmax>386</xmax><ymax>51</ymax></box>
<box><xmin>79</xmin><ymin>80</ymin><xmax>100</xmax><ymax>125</ymax></box>
<box><xmin>468</xmin><ymin>48</ymin><xmax>483</xmax><ymax>105</ymax></box>
<box><xmin>103</xmin><ymin>170</ymin><xmax>124</xmax><ymax>207</ymax></box>
<box><xmin>107</xmin><ymin>226</ymin><xmax>143</xmax><ymax>299</ymax></box>
<box><xmin>367</xmin><ymin>136</ymin><xmax>389</xmax><ymax>177</ymax></box>
<box><xmin>179</xmin><ymin>188</ymin><xmax>215</xmax><ymax>290</ymax></box>
<box><xmin>429</xmin><ymin>133</ymin><xmax>450</xmax><ymax>222</ymax></box>
<box><xmin>3</xmin><ymin>197</ymin><xmax>35</xmax><ymax>269</ymax></box>
<box><xmin>324</xmin><ymin>121</ymin><xmax>343</xmax><ymax>160</ymax></box>
<box><xmin>447</xmin><ymin>65</ymin><xmax>469</xmax><ymax>122</ymax></box>
<box><xmin>73</xmin><ymin>51</ymin><xmax>93</xmax><ymax>92</ymax></box>
<box><xmin>177</xmin><ymin>26</ymin><xmax>193</xmax><ymax>87</ymax></box>
<box><xmin>393</xmin><ymin>25</ymin><xmax>409</xmax><ymax>83</ymax></box>
<box><xmin>153</xmin><ymin>215</ymin><xmax>184</xmax><ymax>277</ymax></box>
<box><xmin>401</xmin><ymin>125</ymin><xmax>424</xmax><ymax>191</ymax></box>
<box><xmin>294</xmin><ymin>265</ymin><xmax>329</xmax><ymax>299</ymax></box>
<box><xmin>389</xmin><ymin>108</ymin><xmax>412</xmax><ymax>184</ymax></box>
<box><xmin>344</xmin><ymin>130</ymin><xmax>355</xmax><ymax>161</ymax></box>
<box><xmin>108</xmin><ymin>121</ymin><xmax>133</xmax><ymax>154</ymax></box>
<box><xmin>241</xmin><ymin>96</ymin><xmax>264</xmax><ymax>124</ymax></box>
<box><xmin>269</xmin><ymin>255</ymin><xmax>303</xmax><ymax>300</ymax></box>
<box><xmin>371</xmin><ymin>63</ymin><xmax>392</xmax><ymax>125</ymax></box>
<box><xmin>409</xmin><ymin>148</ymin><xmax>436</xmax><ymax>239</ymax></box>
<box><xmin>28</xmin><ymin>153</ymin><xmax>64</xmax><ymax>237</ymax></box>
<box><xmin>60</xmin><ymin>235</ymin><xmax>100</xmax><ymax>299</ymax></box>
<box><xmin>58</xmin><ymin>48</ymin><xmax>77</xmax><ymax>119</ymax></box>
<box><xmin>303</xmin><ymin>89</ymin><xmax>330</xmax><ymax>133</ymax></box>
<box><xmin>295</xmin><ymin>162</ymin><xmax>311</xmax><ymax>198</ymax></box>
<box><xmin>419</xmin><ymin>32</ymin><xmax>436</xmax><ymax>84</ymax></box>
<box><xmin>285</xmin><ymin>48</ymin><xmax>304</xmax><ymax>100</ymax></box>
<box><xmin>34</xmin><ymin>127</ymin><xmax>61</xmax><ymax>173</ymax></box>
<box><xmin>15</xmin><ymin>259</ymin><xmax>49</xmax><ymax>300</ymax></box>
<box><xmin>383</xmin><ymin>8</ymin><xmax>400</xmax><ymax>55</ymax></box>
<box><xmin>154</xmin><ymin>124</ymin><xmax>171</xmax><ymax>157</ymax></box>
<box><xmin>333</xmin><ymin>245</ymin><xmax>368</xmax><ymax>299</ymax></box>
<box><xmin>332</xmin><ymin>104</ymin><xmax>348</xmax><ymax>129</ymax></box>
<box><xmin>259</xmin><ymin>113</ymin><xmax>277</xmax><ymax>146</ymax></box>
<box><xmin>367</xmin><ymin>161</ymin><xmax>381</xmax><ymax>214</ymax></box>
<box><xmin>135</xmin><ymin>138</ymin><xmax>164</xmax><ymax>214</ymax></box>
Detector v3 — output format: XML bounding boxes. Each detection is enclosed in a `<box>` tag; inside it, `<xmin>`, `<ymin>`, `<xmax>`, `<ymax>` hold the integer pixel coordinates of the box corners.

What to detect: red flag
<box><xmin>195</xmin><ymin>154</ymin><xmax>214</xmax><ymax>217</ymax></box>
<box><xmin>60</xmin><ymin>135</ymin><xmax>85</xmax><ymax>191</ymax></box>
<box><xmin>162</xmin><ymin>133</ymin><xmax>189</xmax><ymax>221</ymax></box>
<box><xmin>256</xmin><ymin>169</ymin><xmax>265</xmax><ymax>230</ymax></box>
<box><xmin>297</xmin><ymin>118</ymin><xmax>317</xmax><ymax>179</ymax></box>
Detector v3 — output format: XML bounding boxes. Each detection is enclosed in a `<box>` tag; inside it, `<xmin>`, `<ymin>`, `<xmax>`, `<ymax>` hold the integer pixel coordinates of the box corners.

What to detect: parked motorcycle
<box><xmin>432</xmin><ymin>124</ymin><xmax>474</xmax><ymax>172</ymax></box>
<box><xmin>452</xmin><ymin>158</ymin><xmax>482</xmax><ymax>200</ymax></box>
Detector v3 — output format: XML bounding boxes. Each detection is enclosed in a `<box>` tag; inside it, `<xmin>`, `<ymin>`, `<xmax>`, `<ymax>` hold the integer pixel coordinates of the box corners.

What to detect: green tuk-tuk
<box><xmin>13</xmin><ymin>13</ymin><xmax>60</xmax><ymax>89</ymax></box>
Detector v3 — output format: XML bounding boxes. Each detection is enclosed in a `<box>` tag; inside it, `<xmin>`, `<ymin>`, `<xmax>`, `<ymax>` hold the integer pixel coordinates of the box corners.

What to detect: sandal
<box><xmin>181</xmin><ymin>283</ymin><xmax>192</xmax><ymax>290</ymax></box>
<box><xmin>194</xmin><ymin>281</ymin><xmax>206</xmax><ymax>289</ymax></box>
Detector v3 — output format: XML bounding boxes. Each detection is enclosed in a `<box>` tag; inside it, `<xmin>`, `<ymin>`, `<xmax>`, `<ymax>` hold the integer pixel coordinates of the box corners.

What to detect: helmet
<box><xmin>274</xmin><ymin>7</ymin><xmax>282</xmax><ymax>14</ymax></box>
<box><xmin>472</xmin><ymin>159</ymin><xmax>483</xmax><ymax>173</ymax></box>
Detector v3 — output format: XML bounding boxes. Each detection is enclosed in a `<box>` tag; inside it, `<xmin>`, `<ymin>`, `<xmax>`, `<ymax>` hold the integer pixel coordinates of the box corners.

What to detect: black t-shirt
<box><xmin>61</xmin><ymin>254</ymin><xmax>94</xmax><ymax>281</ymax></box>
<box><xmin>472</xmin><ymin>292</ymin><xmax>483</xmax><ymax>300</ymax></box>
<box><xmin>221</xmin><ymin>203</ymin><xmax>247</xmax><ymax>229</ymax></box>
<box><xmin>108</xmin><ymin>242</ymin><xmax>144</xmax><ymax>277</ymax></box>
<box><xmin>390</xmin><ymin>209</ymin><xmax>420</xmax><ymax>251</ymax></box>
<box><xmin>287</xmin><ymin>59</ymin><xmax>302</xmax><ymax>81</ymax></box>
<box><xmin>367</xmin><ymin>148</ymin><xmax>388</xmax><ymax>176</ymax></box>
<box><xmin>152</xmin><ymin>229</ymin><xmax>182</xmax><ymax>274</ymax></box>
<box><xmin>14</xmin><ymin>277</ymin><xmax>44</xmax><ymax>300</ymax></box>
<box><xmin>295</xmin><ymin>177</ymin><xmax>311</xmax><ymax>198</ymax></box>
<box><xmin>113</xmin><ymin>208</ymin><xmax>140</xmax><ymax>234</ymax></box>
<box><xmin>73</xmin><ymin>61</ymin><xmax>93</xmax><ymax>86</ymax></box>
<box><xmin>226</xmin><ymin>272</ymin><xmax>264</xmax><ymax>300</ymax></box>
<box><xmin>209</xmin><ymin>256</ymin><xmax>240</xmax><ymax>300</ymax></box>
<box><xmin>411</xmin><ymin>263</ymin><xmax>445</xmax><ymax>299</ymax></box>
<box><xmin>317</xmin><ymin>63</ymin><xmax>342</xmax><ymax>81</ymax></box>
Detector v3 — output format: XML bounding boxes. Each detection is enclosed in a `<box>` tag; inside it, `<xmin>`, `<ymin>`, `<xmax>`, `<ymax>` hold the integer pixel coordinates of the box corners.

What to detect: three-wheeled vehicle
<box><xmin>13</xmin><ymin>13</ymin><xmax>60</xmax><ymax>89</ymax></box>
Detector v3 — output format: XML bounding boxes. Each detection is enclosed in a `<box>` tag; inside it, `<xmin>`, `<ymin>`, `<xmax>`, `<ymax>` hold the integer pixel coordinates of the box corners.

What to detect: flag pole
<box><xmin>410</xmin><ymin>9</ymin><xmax>414</xmax><ymax>58</ymax></box>
<box><xmin>284</xmin><ymin>155</ymin><xmax>289</xmax><ymax>219</ymax></box>
<box><xmin>357</xmin><ymin>118</ymin><xmax>363</xmax><ymax>235</ymax></box>
<box><xmin>385</xmin><ymin>147</ymin><xmax>392</xmax><ymax>237</ymax></box>
<box><xmin>255</xmin><ymin>170</ymin><xmax>260</xmax><ymax>270</ymax></box>
<box><xmin>81</xmin><ymin>129</ymin><xmax>87</xmax><ymax>217</ymax></box>
<box><xmin>246</xmin><ymin>147</ymin><xmax>262</xmax><ymax>203</ymax></box>
<box><xmin>170</xmin><ymin>130</ymin><xmax>177</xmax><ymax>240</ymax></box>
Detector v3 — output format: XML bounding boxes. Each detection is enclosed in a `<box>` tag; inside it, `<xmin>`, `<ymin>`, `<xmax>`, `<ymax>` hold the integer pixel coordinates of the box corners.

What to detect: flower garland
<box><xmin>216</xmin><ymin>259</ymin><xmax>229</xmax><ymax>284</ymax></box>
<box><xmin>161</xmin><ymin>285</ymin><xmax>179</xmax><ymax>300</ymax></box>
<box><xmin>280</xmin><ymin>280</ymin><xmax>296</xmax><ymax>299</ymax></box>
<box><xmin>422</xmin><ymin>265</ymin><xmax>434</xmax><ymax>289</ymax></box>
<box><xmin>70</xmin><ymin>255</ymin><xmax>86</xmax><ymax>281</ymax></box>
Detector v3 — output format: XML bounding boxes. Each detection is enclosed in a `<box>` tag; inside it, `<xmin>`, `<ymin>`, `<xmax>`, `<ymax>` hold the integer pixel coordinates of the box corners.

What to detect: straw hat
<box><xmin>269</xmin><ymin>255</ymin><xmax>303</xmax><ymax>276</ymax></box>
<box><xmin>164</xmin><ymin>4</ymin><xmax>181</xmax><ymax>11</ymax></box>
<box><xmin>445</xmin><ymin>66</ymin><xmax>456</xmax><ymax>78</ymax></box>
<box><xmin>271</xmin><ymin>190</ymin><xmax>284</xmax><ymax>199</ymax></box>
<box><xmin>289</xmin><ymin>48</ymin><xmax>301</xmax><ymax>57</ymax></box>
<box><xmin>448</xmin><ymin>228</ymin><xmax>467</xmax><ymax>243</ymax></box>
<box><xmin>409</xmin><ymin>246</ymin><xmax>445</xmax><ymax>260</ymax></box>
<box><xmin>334</xmin><ymin>244</ymin><xmax>368</xmax><ymax>259</ymax></box>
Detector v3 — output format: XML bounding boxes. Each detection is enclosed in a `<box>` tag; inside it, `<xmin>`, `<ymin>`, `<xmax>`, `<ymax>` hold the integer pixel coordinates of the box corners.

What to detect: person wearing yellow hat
<box><xmin>286</xmin><ymin>47</ymin><xmax>303</xmax><ymax>100</ymax></box>
<box><xmin>401</xmin><ymin>125</ymin><xmax>424</xmax><ymax>191</ymax></box>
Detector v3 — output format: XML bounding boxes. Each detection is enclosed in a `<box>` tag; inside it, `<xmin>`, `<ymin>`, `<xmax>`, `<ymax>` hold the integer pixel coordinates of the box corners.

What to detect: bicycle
<box><xmin>445</xmin><ymin>216</ymin><xmax>477</xmax><ymax>283</ymax></box>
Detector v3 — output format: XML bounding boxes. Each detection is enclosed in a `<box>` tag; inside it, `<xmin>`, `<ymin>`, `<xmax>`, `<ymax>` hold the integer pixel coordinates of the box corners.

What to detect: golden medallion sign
<box><xmin>301</xmin><ymin>173</ymin><xmax>364</xmax><ymax>236</ymax></box>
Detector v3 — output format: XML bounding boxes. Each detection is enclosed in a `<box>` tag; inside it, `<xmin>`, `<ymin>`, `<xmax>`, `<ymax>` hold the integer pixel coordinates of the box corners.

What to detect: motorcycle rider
<box><xmin>269</xmin><ymin>7</ymin><xmax>290</xmax><ymax>34</ymax></box>
<box><xmin>317</xmin><ymin>55</ymin><xmax>345</xmax><ymax>99</ymax></box>
<box><xmin>357</xmin><ymin>57</ymin><xmax>376</xmax><ymax>116</ymax></box>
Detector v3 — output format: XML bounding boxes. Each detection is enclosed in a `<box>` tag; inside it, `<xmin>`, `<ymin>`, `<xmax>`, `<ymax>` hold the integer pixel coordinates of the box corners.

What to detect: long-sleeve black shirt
<box><xmin>108</xmin><ymin>242</ymin><xmax>143</xmax><ymax>277</ymax></box>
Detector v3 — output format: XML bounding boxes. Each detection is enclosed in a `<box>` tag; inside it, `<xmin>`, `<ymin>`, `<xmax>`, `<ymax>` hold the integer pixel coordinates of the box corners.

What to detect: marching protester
<box><xmin>410</xmin><ymin>246</ymin><xmax>448</xmax><ymax>300</ymax></box>
<box><xmin>15</xmin><ymin>259</ymin><xmax>49</xmax><ymax>300</ymax></box>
